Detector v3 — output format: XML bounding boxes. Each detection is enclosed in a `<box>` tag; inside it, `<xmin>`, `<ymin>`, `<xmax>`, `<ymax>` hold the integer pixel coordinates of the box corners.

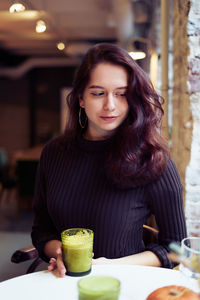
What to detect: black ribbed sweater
<box><xmin>31</xmin><ymin>136</ymin><xmax>187</xmax><ymax>268</ymax></box>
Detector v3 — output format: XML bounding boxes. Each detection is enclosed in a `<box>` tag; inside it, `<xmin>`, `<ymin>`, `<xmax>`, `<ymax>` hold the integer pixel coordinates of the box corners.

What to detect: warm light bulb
<box><xmin>128</xmin><ymin>51</ymin><xmax>146</xmax><ymax>60</ymax></box>
<box><xmin>35</xmin><ymin>20</ymin><xmax>46</xmax><ymax>33</ymax></box>
<box><xmin>57</xmin><ymin>42</ymin><xmax>66</xmax><ymax>51</ymax></box>
<box><xmin>9</xmin><ymin>2</ymin><xmax>25</xmax><ymax>13</ymax></box>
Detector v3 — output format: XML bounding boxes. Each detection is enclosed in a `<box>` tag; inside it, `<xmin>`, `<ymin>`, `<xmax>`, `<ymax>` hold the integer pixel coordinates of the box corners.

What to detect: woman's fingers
<box><xmin>48</xmin><ymin>257</ymin><xmax>57</xmax><ymax>271</ymax></box>
<box><xmin>56</xmin><ymin>248</ymin><xmax>62</xmax><ymax>255</ymax></box>
<box><xmin>48</xmin><ymin>248</ymin><xmax>66</xmax><ymax>277</ymax></box>
<box><xmin>48</xmin><ymin>265</ymin><xmax>54</xmax><ymax>271</ymax></box>
<box><xmin>57</xmin><ymin>252</ymin><xmax>66</xmax><ymax>277</ymax></box>
<box><xmin>48</xmin><ymin>262</ymin><xmax>56</xmax><ymax>271</ymax></box>
<box><xmin>49</xmin><ymin>258</ymin><xmax>56</xmax><ymax>265</ymax></box>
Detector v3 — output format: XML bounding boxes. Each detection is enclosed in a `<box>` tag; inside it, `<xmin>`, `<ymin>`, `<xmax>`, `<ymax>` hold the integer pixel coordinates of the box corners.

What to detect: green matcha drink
<box><xmin>61</xmin><ymin>228</ymin><xmax>93</xmax><ymax>276</ymax></box>
<box><xmin>78</xmin><ymin>276</ymin><xmax>121</xmax><ymax>300</ymax></box>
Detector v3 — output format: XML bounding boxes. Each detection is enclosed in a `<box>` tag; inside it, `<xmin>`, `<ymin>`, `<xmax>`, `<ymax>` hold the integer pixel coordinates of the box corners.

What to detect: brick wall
<box><xmin>185</xmin><ymin>0</ymin><xmax>200</xmax><ymax>236</ymax></box>
<box><xmin>171</xmin><ymin>0</ymin><xmax>200</xmax><ymax>236</ymax></box>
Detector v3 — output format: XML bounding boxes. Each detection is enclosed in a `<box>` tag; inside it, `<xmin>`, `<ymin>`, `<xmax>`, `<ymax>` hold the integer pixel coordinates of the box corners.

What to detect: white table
<box><xmin>0</xmin><ymin>265</ymin><xmax>198</xmax><ymax>300</ymax></box>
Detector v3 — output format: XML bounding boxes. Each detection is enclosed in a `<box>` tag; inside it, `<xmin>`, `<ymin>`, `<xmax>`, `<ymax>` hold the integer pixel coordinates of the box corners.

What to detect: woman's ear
<box><xmin>79</xmin><ymin>95</ymin><xmax>84</xmax><ymax>108</ymax></box>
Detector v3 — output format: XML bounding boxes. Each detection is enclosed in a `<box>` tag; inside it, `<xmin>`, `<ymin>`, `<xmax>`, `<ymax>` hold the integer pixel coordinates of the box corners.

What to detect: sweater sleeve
<box><xmin>31</xmin><ymin>147</ymin><xmax>60</xmax><ymax>262</ymax></box>
<box><xmin>145</xmin><ymin>159</ymin><xmax>187</xmax><ymax>268</ymax></box>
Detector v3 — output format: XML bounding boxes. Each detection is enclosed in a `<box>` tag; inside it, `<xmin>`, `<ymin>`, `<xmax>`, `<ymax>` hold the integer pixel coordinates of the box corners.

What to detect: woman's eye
<box><xmin>115</xmin><ymin>92</ymin><xmax>126</xmax><ymax>97</ymax></box>
<box><xmin>91</xmin><ymin>91</ymin><xmax>104</xmax><ymax>96</ymax></box>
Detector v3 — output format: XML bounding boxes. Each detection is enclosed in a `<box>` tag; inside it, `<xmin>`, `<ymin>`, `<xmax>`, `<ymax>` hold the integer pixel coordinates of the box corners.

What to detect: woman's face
<box><xmin>80</xmin><ymin>62</ymin><xmax>129</xmax><ymax>140</ymax></box>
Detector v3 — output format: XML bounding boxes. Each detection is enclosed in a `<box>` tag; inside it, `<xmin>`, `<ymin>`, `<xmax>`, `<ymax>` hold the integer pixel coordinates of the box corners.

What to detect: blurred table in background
<box><xmin>12</xmin><ymin>144</ymin><xmax>43</xmax><ymax>163</ymax></box>
<box><xmin>11</xmin><ymin>144</ymin><xmax>44</xmax><ymax>210</ymax></box>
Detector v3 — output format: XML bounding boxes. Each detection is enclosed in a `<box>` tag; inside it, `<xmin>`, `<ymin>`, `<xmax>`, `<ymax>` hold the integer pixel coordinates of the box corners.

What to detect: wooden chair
<box><xmin>11</xmin><ymin>245</ymin><xmax>42</xmax><ymax>274</ymax></box>
<box><xmin>11</xmin><ymin>224</ymin><xmax>158</xmax><ymax>274</ymax></box>
<box><xmin>143</xmin><ymin>224</ymin><xmax>158</xmax><ymax>245</ymax></box>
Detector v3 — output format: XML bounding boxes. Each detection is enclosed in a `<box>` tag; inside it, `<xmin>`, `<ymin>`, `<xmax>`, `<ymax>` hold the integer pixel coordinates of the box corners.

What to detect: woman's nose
<box><xmin>103</xmin><ymin>93</ymin><xmax>115</xmax><ymax>111</ymax></box>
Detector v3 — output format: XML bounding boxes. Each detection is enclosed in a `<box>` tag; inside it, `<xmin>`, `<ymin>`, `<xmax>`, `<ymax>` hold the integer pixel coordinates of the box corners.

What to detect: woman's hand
<box><xmin>48</xmin><ymin>248</ymin><xmax>66</xmax><ymax>277</ymax></box>
<box><xmin>44</xmin><ymin>240</ymin><xmax>66</xmax><ymax>277</ymax></box>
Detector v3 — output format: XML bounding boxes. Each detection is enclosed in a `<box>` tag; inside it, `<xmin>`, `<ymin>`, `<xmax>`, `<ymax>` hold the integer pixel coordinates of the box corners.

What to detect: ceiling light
<box><xmin>128</xmin><ymin>51</ymin><xmax>146</xmax><ymax>60</ymax></box>
<box><xmin>9</xmin><ymin>2</ymin><xmax>26</xmax><ymax>13</ymax></box>
<box><xmin>35</xmin><ymin>20</ymin><xmax>46</xmax><ymax>33</ymax></box>
<box><xmin>128</xmin><ymin>37</ymin><xmax>151</xmax><ymax>60</ymax></box>
<box><xmin>57</xmin><ymin>42</ymin><xmax>66</xmax><ymax>51</ymax></box>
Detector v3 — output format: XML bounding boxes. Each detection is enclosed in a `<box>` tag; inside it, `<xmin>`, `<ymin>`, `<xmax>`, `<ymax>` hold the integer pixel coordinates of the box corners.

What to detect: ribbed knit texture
<box><xmin>31</xmin><ymin>136</ymin><xmax>187</xmax><ymax>268</ymax></box>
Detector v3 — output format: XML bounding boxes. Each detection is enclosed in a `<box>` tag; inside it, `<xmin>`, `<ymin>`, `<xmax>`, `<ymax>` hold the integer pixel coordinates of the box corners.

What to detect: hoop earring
<box><xmin>79</xmin><ymin>107</ymin><xmax>87</xmax><ymax>129</ymax></box>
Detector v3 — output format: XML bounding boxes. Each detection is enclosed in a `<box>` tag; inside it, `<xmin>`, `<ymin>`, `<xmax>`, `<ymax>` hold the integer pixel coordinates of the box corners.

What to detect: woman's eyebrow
<box><xmin>88</xmin><ymin>85</ymin><xmax>127</xmax><ymax>89</ymax></box>
<box><xmin>88</xmin><ymin>85</ymin><xmax>104</xmax><ymax>89</ymax></box>
<box><xmin>115</xmin><ymin>86</ymin><xmax>128</xmax><ymax>90</ymax></box>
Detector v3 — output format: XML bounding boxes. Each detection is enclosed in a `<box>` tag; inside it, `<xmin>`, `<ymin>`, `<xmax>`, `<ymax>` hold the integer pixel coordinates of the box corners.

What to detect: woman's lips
<box><xmin>100</xmin><ymin>116</ymin><xmax>118</xmax><ymax>122</ymax></box>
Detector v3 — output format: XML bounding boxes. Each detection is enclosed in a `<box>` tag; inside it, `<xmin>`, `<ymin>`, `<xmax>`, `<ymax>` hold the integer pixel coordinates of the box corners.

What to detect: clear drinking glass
<box><xmin>179</xmin><ymin>237</ymin><xmax>200</xmax><ymax>291</ymax></box>
<box><xmin>61</xmin><ymin>228</ymin><xmax>94</xmax><ymax>276</ymax></box>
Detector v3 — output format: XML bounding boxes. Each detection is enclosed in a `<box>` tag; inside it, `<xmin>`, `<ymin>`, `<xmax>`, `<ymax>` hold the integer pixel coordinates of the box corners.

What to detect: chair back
<box><xmin>143</xmin><ymin>224</ymin><xmax>158</xmax><ymax>246</ymax></box>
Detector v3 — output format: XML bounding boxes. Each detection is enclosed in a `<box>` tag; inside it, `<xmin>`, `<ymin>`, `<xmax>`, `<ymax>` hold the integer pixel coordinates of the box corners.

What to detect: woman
<box><xmin>31</xmin><ymin>43</ymin><xmax>187</xmax><ymax>277</ymax></box>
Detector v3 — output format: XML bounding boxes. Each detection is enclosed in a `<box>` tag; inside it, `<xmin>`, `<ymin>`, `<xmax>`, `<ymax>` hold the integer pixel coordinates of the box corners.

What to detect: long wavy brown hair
<box><xmin>64</xmin><ymin>43</ymin><xmax>169</xmax><ymax>187</ymax></box>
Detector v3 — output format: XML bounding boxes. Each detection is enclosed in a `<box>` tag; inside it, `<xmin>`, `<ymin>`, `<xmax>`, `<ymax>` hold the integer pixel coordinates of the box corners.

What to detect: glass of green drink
<box><xmin>61</xmin><ymin>228</ymin><xmax>93</xmax><ymax>276</ymax></box>
<box><xmin>78</xmin><ymin>276</ymin><xmax>121</xmax><ymax>300</ymax></box>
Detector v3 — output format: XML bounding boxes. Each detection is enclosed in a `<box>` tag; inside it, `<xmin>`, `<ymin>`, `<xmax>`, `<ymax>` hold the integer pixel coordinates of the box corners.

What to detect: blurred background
<box><xmin>0</xmin><ymin>0</ymin><xmax>199</xmax><ymax>282</ymax></box>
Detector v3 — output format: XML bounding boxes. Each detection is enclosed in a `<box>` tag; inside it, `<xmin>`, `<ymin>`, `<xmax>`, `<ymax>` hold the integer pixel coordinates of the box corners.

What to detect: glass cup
<box><xmin>78</xmin><ymin>276</ymin><xmax>121</xmax><ymax>300</ymax></box>
<box><xmin>179</xmin><ymin>237</ymin><xmax>200</xmax><ymax>291</ymax></box>
<box><xmin>61</xmin><ymin>228</ymin><xmax>93</xmax><ymax>276</ymax></box>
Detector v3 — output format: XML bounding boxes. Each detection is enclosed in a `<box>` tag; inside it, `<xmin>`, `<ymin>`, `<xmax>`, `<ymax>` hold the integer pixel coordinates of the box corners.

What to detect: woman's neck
<box><xmin>83</xmin><ymin>129</ymin><xmax>115</xmax><ymax>141</ymax></box>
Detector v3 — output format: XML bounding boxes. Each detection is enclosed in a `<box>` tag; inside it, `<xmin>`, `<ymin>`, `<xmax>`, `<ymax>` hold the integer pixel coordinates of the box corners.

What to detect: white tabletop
<box><xmin>0</xmin><ymin>265</ymin><xmax>198</xmax><ymax>300</ymax></box>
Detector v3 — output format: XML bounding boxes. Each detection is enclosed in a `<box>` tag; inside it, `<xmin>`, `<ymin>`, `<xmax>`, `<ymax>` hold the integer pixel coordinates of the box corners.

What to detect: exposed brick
<box><xmin>188</xmin><ymin>74</ymin><xmax>200</xmax><ymax>92</ymax></box>
<box><xmin>185</xmin><ymin>0</ymin><xmax>200</xmax><ymax>237</ymax></box>
<box><xmin>188</xmin><ymin>58</ymin><xmax>200</xmax><ymax>74</ymax></box>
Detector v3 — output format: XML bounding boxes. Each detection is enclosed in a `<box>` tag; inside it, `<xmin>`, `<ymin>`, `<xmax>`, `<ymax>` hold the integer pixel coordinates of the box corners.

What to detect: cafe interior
<box><xmin>0</xmin><ymin>0</ymin><xmax>200</xmax><ymax>293</ymax></box>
